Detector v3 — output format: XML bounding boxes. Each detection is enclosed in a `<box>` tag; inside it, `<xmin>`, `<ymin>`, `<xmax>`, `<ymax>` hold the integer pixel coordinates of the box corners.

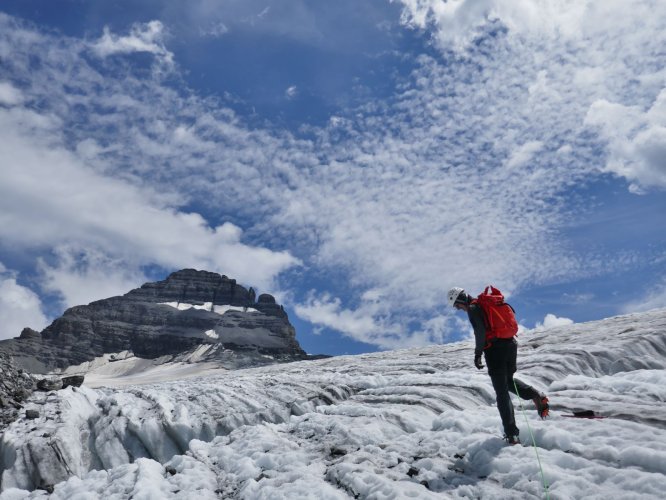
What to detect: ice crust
<box><xmin>1</xmin><ymin>309</ymin><xmax>665</xmax><ymax>499</ymax></box>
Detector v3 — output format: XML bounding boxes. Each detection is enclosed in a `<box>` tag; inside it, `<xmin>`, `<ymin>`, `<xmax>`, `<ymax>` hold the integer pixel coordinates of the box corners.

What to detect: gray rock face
<box><xmin>19</xmin><ymin>328</ymin><xmax>41</xmax><ymax>340</ymax></box>
<box><xmin>125</xmin><ymin>269</ymin><xmax>251</xmax><ymax>307</ymax></box>
<box><xmin>0</xmin><ymin>353</ymin><xmax>35</xmax><ymax>432</ymax></box>
<box><xmin>61</xmin><ymin>376</ymin><xmax>85</xmax><ymax>389</ymax></box>
<box><xmin>36</xmin><ymin>378</ymin><xmax>63</xmax><ymax>392</ymax></box>
<box><xmin>0</xmin><ymin>269</ymin><xmax>307</xmax><ymax>374</ymax></box>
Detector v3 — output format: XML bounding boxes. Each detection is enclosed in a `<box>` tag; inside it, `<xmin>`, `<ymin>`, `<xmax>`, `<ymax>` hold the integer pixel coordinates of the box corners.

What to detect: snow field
<box><xmin>0</xmin><ymin>308</ymin><xmax>665</xmax><ymax>498</ymax></box>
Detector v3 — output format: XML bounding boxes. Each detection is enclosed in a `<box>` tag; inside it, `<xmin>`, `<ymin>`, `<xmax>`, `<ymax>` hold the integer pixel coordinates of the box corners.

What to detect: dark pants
<box><xmin>484</xmin><ymin>338</ymin><xmax>539</xmax><ymax>437</ymax></box>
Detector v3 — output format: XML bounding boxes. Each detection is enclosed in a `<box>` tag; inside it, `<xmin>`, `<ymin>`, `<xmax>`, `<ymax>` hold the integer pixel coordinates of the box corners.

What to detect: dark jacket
<box><xmin>467</xmin><ymin>303</ymin><xmax>487</xmax><ymax>356</ymax></box>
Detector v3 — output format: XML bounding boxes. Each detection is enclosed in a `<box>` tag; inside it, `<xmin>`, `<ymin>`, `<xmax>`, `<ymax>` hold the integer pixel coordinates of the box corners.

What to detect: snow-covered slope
<box><xmin>1</xmin><ymin>309</ymin><xmax>665</xmax><ymax>499</ymax></box>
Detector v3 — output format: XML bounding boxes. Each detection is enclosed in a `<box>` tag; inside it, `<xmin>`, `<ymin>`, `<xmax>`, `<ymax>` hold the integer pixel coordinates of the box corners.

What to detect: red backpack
<box><xmin>473</xmin><ymin>286</ymin><xmax>518</xmax><ymax>341</ymax></box>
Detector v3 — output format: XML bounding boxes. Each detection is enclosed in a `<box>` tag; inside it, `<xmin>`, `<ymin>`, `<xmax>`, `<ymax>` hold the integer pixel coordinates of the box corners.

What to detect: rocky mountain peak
<box><xmin>0</xmin><ymin>269</ymin><xmax>306</xmax><ymax>374</ymax></box>
<box><xmin>126</xmin><ymin>269</ymin><xmax>249</xmax><ymax>306</ymax></box>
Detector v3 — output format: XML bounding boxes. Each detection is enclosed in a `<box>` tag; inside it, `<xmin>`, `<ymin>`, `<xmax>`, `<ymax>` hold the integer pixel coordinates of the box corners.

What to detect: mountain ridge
<box><xmin>0</xmin><ymin>268</ymin><xmax>313</xmax><ymax>374</ymax></box>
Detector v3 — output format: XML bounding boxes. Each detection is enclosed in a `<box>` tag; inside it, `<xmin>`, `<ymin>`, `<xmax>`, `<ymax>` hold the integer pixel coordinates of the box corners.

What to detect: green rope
<box><xmin>513</xmin><ymin>379</ymin><xmax>550</xmax><ymax>500</ymax></box>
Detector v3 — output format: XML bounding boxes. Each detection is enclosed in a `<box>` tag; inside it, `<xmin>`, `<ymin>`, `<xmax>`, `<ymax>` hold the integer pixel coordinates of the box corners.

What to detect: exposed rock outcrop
<box><xmin>0</xmin><ymin>353</ymin><xmax>35</xmax><ymax>432</ymax></box>
<box><xmin>61</xmin><ymin>376</ymin><xmax>85</xmax><ymax>389</ymax></box>
<box><xmin>0</xmin><ymin>269</ymin><xmax>307</xmax><ymax>374</ymax></box>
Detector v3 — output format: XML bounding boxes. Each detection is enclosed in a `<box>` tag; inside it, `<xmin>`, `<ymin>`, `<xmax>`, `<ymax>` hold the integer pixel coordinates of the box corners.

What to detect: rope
<box><xmin>514</xmin><ymin>379</ymin><xmax>550</xmax><ymax>499</ymax></box>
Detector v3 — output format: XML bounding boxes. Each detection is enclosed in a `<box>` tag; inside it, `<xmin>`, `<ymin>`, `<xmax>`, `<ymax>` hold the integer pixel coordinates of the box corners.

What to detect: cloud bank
<box><xmin>397</xmin><ymin>0</ymin><xmax>666</xmax><ymax>195</ymax></box>
<box><xmin>622</xmin><ymin>280</ymin><xmax>666</xmax><ymax>314</ymax></box>
<box><xmin>0</xmin><ymin>15</ymin><xmax>299</xmax><ymax>313</ymax></box>
<box><xmin>1</xmin><ymin>1</ymin><xmax>664</xmax><ymax>348</ymax></box>
<box><xmin>0</xmin><ymin>265</ymin><xmax>49</xmax><ymax>340</ymax></box>
<box><xmin>586</xmin><ymin>91</ymin><xmax>666</xmax><ymax>193</ymax></box>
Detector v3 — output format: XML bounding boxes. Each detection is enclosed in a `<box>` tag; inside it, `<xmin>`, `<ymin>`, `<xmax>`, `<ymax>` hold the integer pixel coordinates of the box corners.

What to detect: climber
<box><xmin>448</xmin><ymin>286</ymin><xmax>549</xmax><ymax>445</ymax></box>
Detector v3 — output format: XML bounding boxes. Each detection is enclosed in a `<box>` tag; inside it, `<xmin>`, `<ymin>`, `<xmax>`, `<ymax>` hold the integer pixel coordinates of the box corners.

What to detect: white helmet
<box><xmin>447</xmin><ymin>287</ymin><xmax>466</xmax><ymax>307</ymax></box>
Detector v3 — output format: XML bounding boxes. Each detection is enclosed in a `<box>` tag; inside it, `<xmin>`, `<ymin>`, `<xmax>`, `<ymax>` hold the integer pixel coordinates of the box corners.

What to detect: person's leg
<box><xmin>505</xmin><ymin>340</ymin><xmax>540</xmax><ymax>399</ymax></box>
<box><xmin>505</xmin><ymin>339</ymin><xmax>550</xmax><ymax>417</ymax></box>
<box><xmin>511</xmin><ymin>378</ymin><xmax>540</xmax><ymax>400</ymax></box>
<box><xmin>485</xmin><ymin>343</ymin><xmax>519</xmax><ymax>437</ymax></box>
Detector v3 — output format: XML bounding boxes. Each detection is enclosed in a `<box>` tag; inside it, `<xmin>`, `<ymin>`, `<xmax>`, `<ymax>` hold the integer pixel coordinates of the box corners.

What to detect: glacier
<box><xmin>0</xmin><ymin>308</ymin><xmax>665</xmax><ymax>499</ymax></box>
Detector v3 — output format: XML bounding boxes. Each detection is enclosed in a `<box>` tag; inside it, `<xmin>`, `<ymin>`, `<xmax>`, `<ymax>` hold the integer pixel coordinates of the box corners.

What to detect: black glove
<box><xmin>474</xmin><ymin>353</ymin><xmax>484</xmax><ymax>370</ymax></box>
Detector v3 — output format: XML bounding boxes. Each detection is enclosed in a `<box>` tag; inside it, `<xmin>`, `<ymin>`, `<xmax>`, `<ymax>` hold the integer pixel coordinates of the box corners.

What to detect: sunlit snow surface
<box><xmin>1</xmin><ymin>309</ymin><xmax>666</xmax><ymax>499</ymax></box>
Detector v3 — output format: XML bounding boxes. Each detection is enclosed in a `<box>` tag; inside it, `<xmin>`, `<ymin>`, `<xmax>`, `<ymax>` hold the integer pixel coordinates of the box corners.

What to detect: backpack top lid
<box><xmin>476</xmin><ymin>285</ymin><xmax>505</xmax><ymax>305</ymax></box>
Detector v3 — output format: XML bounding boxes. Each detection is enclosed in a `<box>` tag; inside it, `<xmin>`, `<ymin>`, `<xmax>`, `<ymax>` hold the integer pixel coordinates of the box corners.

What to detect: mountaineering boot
<box><xmin>504</xmin><ymin>434</ymin><xmax>521</xmax><ymax>445</ymax></box>
<box><xmin>533</xmin><ymin>393</ymin><xmax>549</xmax><ymax>419</ymax></box>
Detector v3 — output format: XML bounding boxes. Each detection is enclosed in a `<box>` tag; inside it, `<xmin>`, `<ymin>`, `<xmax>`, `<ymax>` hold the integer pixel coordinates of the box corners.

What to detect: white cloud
<box><xmin>294</xmin><ymin>290</ymin><xmax>473</xmax><ymax>349</ymax></box>
<box><xmin>295</xmin><ymin>293</ymin><xmax>379</xmax><ymax>338</ymax></box>
<box><xmin>397</xmin><ymin>0</ymin><xmax>567</xmax><ymax>49</ymax></box>
<box><xmin>0</xmin><ymin>106</ymin><xmax>298</xmax><ymax>295</ymax></box>
<box><xmin>1</xmin><ymin>5</ymin><xmax>664</xmax><ymax>349</ymax></box>
<box><xmin>285</xmin><ymin>85</ymin><xmax>298</xmax><ymax>99</ymax></box>
<box><xmin>585</xmin><ymin>91</ymin><xmax>666</xmax><ymax>192</ymax></box>
<box><xmin>91</xmin><ymin>20</ymin><xmax>174</xmax><ymax>66</ymax></box>
<box><xmin>294</xmin><ymin>291</ymin><xmax>412</xmax><ymax>349</ymax></box>
<box><xmin>0</xmin><ymin>81</ymin><xmax>24</xmax><ymax>106</ymax></box>
<box><xmin>0</xmin><ymin>16</ymin><xmax>300</xmax><ymax>310</ymax></box>
<box><xmin>535</xmin><ymin>313</ymin><xmax>574</xmax><ymax>330</ymax></box>
<box><xmin>199</xmin><ymin>22</ymin><xmax>229</xmax><ymax>38</ymax></box>
<box><xmin>396</xmin><ymin>0</ymin><xmax>653</xmax><ymax>49</ymax></box>
<box><xmin>621</xmin><ymin>280</ymin><xmax>666</xmax><ymax>314</ymax></box>
<box><xmin>0</xmin><ymin>266</ymin><xmax>49</xmax><ymax>340</ymax></box>
<box><xmin>37</xmin><ymin>247</ymin><xmax>148</xmax><ymax>309</ymax></box>
<box><xmin>562</xmin><ymin>292</ymin><xmax>595</xmax><ymax>303</ymax></box>
<box><xmin>397</xmin><ymin>1</ymin><xmax>666</xmax><ymax>194</ymax></box>
<box><xmin>0</xmin><ymin>11</ymin><xmax>604</xmax><ymax>341</ymax></box>
<box><xmin>258</xmin><ymin>7</ymin><xmax>271</xmax><ymax>19</ymax></box>
<box><xmin>506</xmin><ymin>140</ymin><xmax>543</xmax><ymax>169</ymax></box>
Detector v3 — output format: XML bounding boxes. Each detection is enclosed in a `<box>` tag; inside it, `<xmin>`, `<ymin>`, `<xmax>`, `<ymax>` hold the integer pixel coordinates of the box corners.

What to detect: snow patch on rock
<box><xmin>204</xmin><ymin>329</ymin><xmax>218</xmax><ymax>339</ymax></box>
<box><xmin>159</xmin><ymin>302</ymin><xmax>259</xmax><ymax>315</ymax></box>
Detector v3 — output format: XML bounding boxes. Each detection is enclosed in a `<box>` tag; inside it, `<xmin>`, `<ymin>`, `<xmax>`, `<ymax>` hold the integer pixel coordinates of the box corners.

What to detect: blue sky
<box><xmin>1</xmin><ymin>0</ymin><xmax>665</xmax><ymax>355</ymax></box>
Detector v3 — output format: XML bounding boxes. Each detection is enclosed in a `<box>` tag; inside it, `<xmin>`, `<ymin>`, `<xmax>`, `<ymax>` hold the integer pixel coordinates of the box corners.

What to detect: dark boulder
<box><xmin>36</xmin><ymin>378</ymin><xmax>63</xmax><ymax>392</ymax></box>
<box><xmin>62</xmin><ymin>375</ymin><xmax>85</xmax><ymax>389</ymax></box>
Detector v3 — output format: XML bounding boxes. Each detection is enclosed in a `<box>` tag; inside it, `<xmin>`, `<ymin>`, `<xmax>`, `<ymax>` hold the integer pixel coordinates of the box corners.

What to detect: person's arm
<box><xmin>467</xmin><ymin>304</ymin><xmax>487</xmax><ymax>355</ymax></box>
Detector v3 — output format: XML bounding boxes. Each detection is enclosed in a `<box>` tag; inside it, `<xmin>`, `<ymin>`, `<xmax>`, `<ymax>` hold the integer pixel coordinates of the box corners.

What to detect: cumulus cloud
<box><xmin>0</xmin><ymin>106</ymin><xmax>298</xmax><ymax>295</ymax></box>
<box><xmin>396</xmin><ymin>0</ymin><xmax>652</xmax><ymax>49</ymax></box>
<box><xmin>621</xmin><ymin>280</ymin><xmax>666</xmax><ymax>314</ymax></box>
<box><xmin>535</xmin><ymin>313</ymin><xmax>574</xmax><ymax>330</ymax></box>
<box><xmin>0</xmin><ymin>81</ymin><xmax>24</xmax><ymax>106</ymax></box>
<box><xmin>398</xmin><ymin>0</ymin><xmax>564</xmax><ymax>49</ymax></box>
<box><xmin>0</xmin><ymin>265</ymin><xmax>49</xmax><ymax>340</ymax></box>
<box><xmin>37</xmin><ymin>247</ymin><xmax>149</xmax><ymax>309</ymax></box>
<box><xmin>506</xmin><ymin>141</ymin><xmax>544</xmax><ymax>169</ymax></box>
<box><xmin>295</xmin><ymin>293</ymin><xmax>382</xmax><ymax>341</ymax></box>
<box><xmin>294</xmin><ymin>290</ymin><xmax>473</xmax><ymax>349</ymax></box>
<box><xmin>91</xmin><ymin>20</ymin><xmax>174</xmax><ymax>66</ymax></box>
<box><xmin>585</xmin><ymin>91</ymin><xmax>666</xmax><ymax>192</ymax></box>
